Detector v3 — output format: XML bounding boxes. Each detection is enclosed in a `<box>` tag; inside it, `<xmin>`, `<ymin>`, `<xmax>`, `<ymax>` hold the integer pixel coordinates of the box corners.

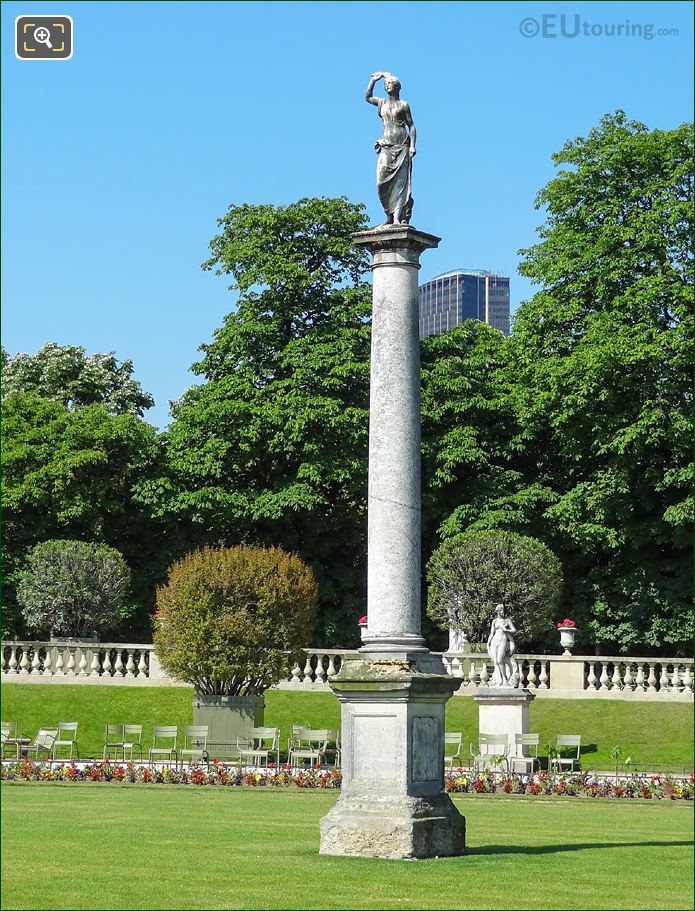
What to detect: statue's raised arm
<box><xmin>365</xmin><ymin>72</ymin><xmax>384</xmax><ymax>106</ymax></box>
<box><xmin>366</xmin><ymin>71</ymin><xmax>415</xmax><ymax>226</ymax></box>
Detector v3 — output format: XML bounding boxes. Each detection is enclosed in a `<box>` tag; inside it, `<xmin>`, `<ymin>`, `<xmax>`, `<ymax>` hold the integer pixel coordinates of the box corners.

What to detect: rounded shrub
<box><xmin>18</xmin><ymin>539</ymin><xmax>131</xmax><ymax>639</ymax></box>
<box><xmin>153</xmin><ymin>545</ymin><xmax>318</xmax><ymax>695</ymax></box>
<box><xmin>427</xmin><ymin>530</ymin><xmax>562</xmax><ymax>648</ymax></box>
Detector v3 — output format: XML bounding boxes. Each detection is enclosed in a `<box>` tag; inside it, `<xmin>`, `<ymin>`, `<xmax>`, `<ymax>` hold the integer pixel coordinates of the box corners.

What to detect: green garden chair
<box><xmin>148</xmin><ymin>725</ymin><xmax>178</xmax><ymax>767</ymax></box>
<box><xmin>237</xmin><ymin>727</ymin><xmax>279</xmax><ymax>768</ymax></box>
<box><xmin>288</xmin><ymin>728</ymin><xmax>330</xmax><ymax>768</ymax></box>
<box><xmin>552</xmin><ymin>734</ymin><xmax>581</xmax><ymax>772</ymax></box>
<box><xmin>103</xmin><ymin>724</ymin><xmax>125</xmax><ymax>761</ymax></box>
<box><xmin>509</xmin><ymin>733</ymin><xmax>540</xmax><ymax>774</ymax></box>
<box><xmin>1</xmin><ymin>723</ymin><xmax>20</xmax><ymax>760</ymax></box>
<box><xmin>325</xmin><ymin>729</ymin><xmax>341</xmax><ymax>768</ymax></box>
<box><xmin>27</xmin><ymin>729</ymin><xmax>58</xmax><ymax>760</ymax></box>
<box><xmin>179</xmin><ymin>725</ymin><xmax>209</xmax><ymax>768</ymax></box>
<box><xmin>52</xmin><ymin>722</ymin><xmax>80</xmax><ymax>761</ymax></box>
<box><xmin>444</xmin><ymin>732</ymin><xmax>463</xmax><ymax>769</ymax></box>
<box><xmin>470</xmin><ymin>733</ymin><xmax>509</xmax><ymax>774</ymax></box>
<box><xmin>122</xmin><ymin>725</ymin><xmax>143</xmax><ymax>763</ymax></box>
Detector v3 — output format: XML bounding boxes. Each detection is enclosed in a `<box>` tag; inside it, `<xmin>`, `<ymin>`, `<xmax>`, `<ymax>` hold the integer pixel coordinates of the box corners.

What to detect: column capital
<box><xmin>351</xmin><ymin>224</ymin><xmax>441</xmax><ymax>261</ymax></box>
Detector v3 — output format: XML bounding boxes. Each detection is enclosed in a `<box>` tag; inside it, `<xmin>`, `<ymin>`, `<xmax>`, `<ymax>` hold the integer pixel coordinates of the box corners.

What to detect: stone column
<box><xmin>358</xmin><ymin>226</ymin><xmax>437</xmax><ymax>656</ymax></box>
<box><xmin>319</xmin><ymin>225</ymin><xmax>466</xmax><ymax>859</ymax></box>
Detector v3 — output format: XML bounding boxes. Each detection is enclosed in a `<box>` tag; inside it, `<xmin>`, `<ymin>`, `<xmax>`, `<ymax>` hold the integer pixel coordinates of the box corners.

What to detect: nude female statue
<box><xmin>486</xmin><ymin>604</ymin><xmax>520</xmax><ymax>688</ymax></box>
<box><xmin>365</xmin><ymin>72</ymin><xmax>416</xmax><ymax>225</ymax></box>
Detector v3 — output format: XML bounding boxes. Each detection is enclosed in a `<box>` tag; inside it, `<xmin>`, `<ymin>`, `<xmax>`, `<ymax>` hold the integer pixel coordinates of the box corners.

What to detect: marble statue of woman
<box><xmin>365</xmin><ymin>72</ymin><xmax>416</xmax><ymax>225</ymax></box>
<box><xmin>486</xmin><ymin>604</ymin><xmax>519</xmax><ymax>688</ymax></box>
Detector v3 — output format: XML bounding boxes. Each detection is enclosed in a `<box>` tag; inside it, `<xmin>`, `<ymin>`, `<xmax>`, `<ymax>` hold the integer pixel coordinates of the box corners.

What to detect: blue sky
<box><xmin>3</xmin><ymin>0</ymin><xmax>693</xmax><ymax>428</ymax></box>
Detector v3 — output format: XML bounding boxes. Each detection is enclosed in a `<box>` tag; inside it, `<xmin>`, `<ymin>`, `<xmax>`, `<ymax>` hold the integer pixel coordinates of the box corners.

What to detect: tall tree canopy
<box><xmin>2</xmin><ymin>343</ymin><xmax>154</xmax><ymax>416</ymax></box>
<box><xmin>140</xmin><ymin>198</ymin><xmax>373</xmax><ymax>643</ymax></box>
<box><xmin>1</xmin><ymin>392</ymin><xmax>166</xmax><ymax>638</ymax></box>
<box><xmin>505</xmin><ymin>112</ymin><xmax>693</xmax><ymax>651</ymax></box>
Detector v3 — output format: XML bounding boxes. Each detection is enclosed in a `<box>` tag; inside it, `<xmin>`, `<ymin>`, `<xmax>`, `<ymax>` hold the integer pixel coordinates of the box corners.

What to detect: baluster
<box><xmin>8</xmin><ymin>646</ymin><xmax>18</xmax><ymax>674</ymax></box>
<box><xmin>453</xmin><ymin>657</ymin><xmax>465</xmax><ymax>678</ymax></box>
<box><xmin>289</xmin><ymin>661</ymin><xmax>301</xmax><ymax>685</ymax></box>
<box><xmin>31</xmin><ymin>648</ymin><xmax>41</xmax><ymax>675</ymax></box>
<box><xmin>682</xmin><ymin>666</ymin><xmax>693</xmax><ymax>695</ymax></box>
<box><xmin>302</xmin><ymin>654</ymin><xmax>314</xmax><ymax>685</ymax></box>
<box><xmin>646</xmin><ymin>662</ymin><xmax>657</xmax><ymax>693</ymax></box>
<box><xmin>599</xmin><ymin>662</ymin><xmax>609</xmax><ymax>690</ymax></box>
<box><xmin>467</xmin><ymin>660</ymin><xmax>478</xmax><ymax>689</ymax></box>
<box><xmin>671</xmin><ymin>664</ymin><xmax>681</xmax><ymax>693</ymax></box>
<box><xmin>479</xmin><ymin>661</ymin><xmax>489</xmax><ymax>688</ymax></box>
<box><xmin>634</xmin><ymin>663</ymin><xmax>645</xmax><ymax>691</ymax></box>
<box><xmin>125</xmin><ymin>650</ymin><xmax>135</xmax><ymax>678</ymax></box>
<box><xmin>326</xmin><ymin>655</ymin><xmax>337</xmax><ymax>679</ymax></box>
<box><xmin>91</xmin><ymin>651</ymin><xmax>101</xmax><ymax>677</ymax></box>
<box><xmin>103</xmin><ymin>650</ymin><xmax>112</xmax><ymax>677</ymax></box>
<box><xmin>442</xmin><ymin>655</ymin><xmax>452</xmax><ymax>676</ymax></box>
<box><xmin>538</xmin><ymin>661</ymin><xmax>549</xmax><ymax>690</ymax></box>
<box><xmin>66</xmin><ymin>648</ymin><xmax>76</xmax><ymax>676</ymax></box>
<box><xmin>610</xmin><ymin>662</ymin><xmax>622</xmax><ymax>690</ymax></box>
<box><xmin>114</xmin><ymin>650</ymin><xmax>124</xmax><ymax>677</ymax></box>
<box><xmin>519</xmin><ymin>660</ymin><xmax>528</xmax><ymax>688</ymax></box>
<box><xmin>527</xmin><ymin>661</ymin><xmax>538</xmax><ymax>689</ymax></box>
<box><xmin>55</xmin><ymin>647</ymin><xmax>64</xmax><ymax>676</ymax></box>
<box><xmin>656</xmin><ymin>663</ymin><xmax>668</xmax><ymax>692</ymax></box>
<box><xmin>623</xmin><ymin>663</ymin><xmax>634</xmax><ymax>690</ymax></box>
<box><xmin>138</xmin><ymin>652</ymin><xmax>148</xmax><ymax>678</ymax></box>
<box><xmin>19</xmin><ymin>649</ymin><xmax>30</xmax><ymax>675</ymax></box>
<box><xmin>586</xmin><ymin>662</ymin><xmax>597</xmax><ymax>690</ymax></box>
<box><xmin>78</xmin><ymin>649</ymin><xmax>89</xmax><ymax>677</ymax></box>
<box><xmin>41</xmin><ymin>648</ymin><xmax>52</xmax><ymax>676</ymax></box>
<box><xmin>318</xmin><ymin>654</ymin><xmax>330</xmax><ymax>684</ymax></box>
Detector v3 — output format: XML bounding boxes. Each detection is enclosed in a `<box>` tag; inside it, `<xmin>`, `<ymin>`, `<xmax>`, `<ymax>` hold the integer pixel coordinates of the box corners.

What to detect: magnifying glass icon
<box><xmin>33</xmin><ymin>26</ymin><xmax>53</xmax><ymax>49</ymax></box>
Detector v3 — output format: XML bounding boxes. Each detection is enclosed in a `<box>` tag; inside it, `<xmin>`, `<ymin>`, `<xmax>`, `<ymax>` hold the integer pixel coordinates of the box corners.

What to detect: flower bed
<box><xmin>445</xmin><ymin>769</ymin><xmax>693</xmax><ymax>800</ymax></box>
<box><xmin>1</xmin><ymin>759</ymin><xmax>342</xmax><ymax>789</ymax></box>
<box><xmin>3</xmin><ymin>761</ymin><xmax>692</xmax><ymax>800</ymax></box>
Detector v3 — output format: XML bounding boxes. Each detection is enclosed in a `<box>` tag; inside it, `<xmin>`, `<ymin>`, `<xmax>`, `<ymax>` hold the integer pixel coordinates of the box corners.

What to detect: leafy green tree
<box><xmin>427</xmin><ymin>530</ymin><xmax>562</xmax><ymax>647</ymax></box>
<box><xmin>139</xmin><ymin>198</ymin><xmax>372</xmax><ymax>645</ymax></box>
<box><xmin>154</xmin><ymin>546</ymin><xmax>318</xmax><ymax>695</ymax></box>
<box><xmin>2</xmin><ymin>342</ymin><xmax>154</xmax><ymax>416</ymax></box>
<box><xmin>1</xmin><ymin>393</ymin><xmax>166</xmax><ymax>638</ymax></box>
<box><xmin>18</xmin><ymin>540</ymin><xmax>131</xmax><ymax>638</ymax></box>
<box><xmin>506</xmin><ymin>112</ymin><xmax>693</xmax><ymax>652</ymax></box>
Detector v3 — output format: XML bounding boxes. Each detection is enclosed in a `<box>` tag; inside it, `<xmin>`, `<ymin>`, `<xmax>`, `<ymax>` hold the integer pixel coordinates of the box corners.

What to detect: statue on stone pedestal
<box><xmin>365</xmin><ymin>72</ymin><xmax>416</xmax><ymax>225</ymax></box>
<box><xmin>487</xmin><ymin>604</ymin><xmax>519</xmax><ymax>688</ymax></box>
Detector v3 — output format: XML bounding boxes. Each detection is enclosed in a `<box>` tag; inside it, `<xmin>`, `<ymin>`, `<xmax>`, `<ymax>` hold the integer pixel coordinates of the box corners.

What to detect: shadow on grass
<box><xmin>468</xmin><ymin>840</ymin><xmax>693</xmax><ymax>856</ymax></box>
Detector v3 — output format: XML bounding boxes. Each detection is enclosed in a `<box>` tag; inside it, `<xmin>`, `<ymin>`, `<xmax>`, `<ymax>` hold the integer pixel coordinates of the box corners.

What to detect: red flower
<box><xmin>556</xmin><ymin>618</ymin><xmax>577</xmax><ymax>628</ymax></box>
<box><xmin>358</xmin><ymin>616</ymin><xmax>368</xmax><ymax>625</ymax></box>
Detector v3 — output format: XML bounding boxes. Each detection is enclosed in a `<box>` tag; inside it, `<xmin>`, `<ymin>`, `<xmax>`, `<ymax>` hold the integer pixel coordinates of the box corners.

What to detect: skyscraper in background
<box><xmin>418</xmin><ymin>269</ymin><xmax>510</xmax><ymax>339</ymax></box>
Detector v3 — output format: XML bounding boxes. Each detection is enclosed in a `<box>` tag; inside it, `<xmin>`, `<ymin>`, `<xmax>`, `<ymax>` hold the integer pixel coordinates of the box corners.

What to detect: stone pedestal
<box><xmin>319</xmin><ymin>657</ymin><xmax>466</xmax><ymax>858</ymax></box>
<box><xmin>474</xmin><ymin>688</ymin><xmax>536</xmax><ymax>758</ymax></box>
<box><xmin>319</xmin><ymin>225</ymin><xmax>466</xmax><ymax>859</ymax></box>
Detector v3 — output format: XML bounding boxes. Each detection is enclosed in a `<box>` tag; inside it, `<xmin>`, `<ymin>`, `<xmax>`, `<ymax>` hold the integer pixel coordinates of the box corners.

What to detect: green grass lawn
<box><xmin>1</xmin><ymin>783</ymin><xmax>692</xmax><ymax>910</ymax></box>
<box><xmin>2</xmin><ymin>683</ymin><xmax>692</xmax><ymax>769</ymax></box>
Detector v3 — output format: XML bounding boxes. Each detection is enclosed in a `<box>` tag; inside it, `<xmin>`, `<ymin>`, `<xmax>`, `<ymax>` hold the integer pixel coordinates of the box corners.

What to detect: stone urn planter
<box><xmin>358</xmin><ymin>616</ymin><xmax>368</xmax><ymax>642</ymax></box>
<box><xmin>557</xmin><ymin>621</ymin><xmax>578</xmax><ymax>655</ymax></box>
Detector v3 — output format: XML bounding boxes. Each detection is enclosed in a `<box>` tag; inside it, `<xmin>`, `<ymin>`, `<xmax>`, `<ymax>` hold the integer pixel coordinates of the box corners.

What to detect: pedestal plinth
<box><xmin>319</xmin><ymin>656</ymin><xmax>466</xmax><ymax>859</ymax></box>
<box><xmin>474</xmin><ymin>688</ymin><xmax>536</xmax><ymax>758</ymax></box>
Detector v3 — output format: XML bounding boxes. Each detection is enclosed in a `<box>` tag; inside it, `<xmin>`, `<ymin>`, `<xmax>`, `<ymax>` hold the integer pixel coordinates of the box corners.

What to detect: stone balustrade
<box><xmin>441</xmin><ymin>653</ymin><xmax>552</xmax><ymax>691</ymax></box>
<box><xmin>0</xmin><ymin>641</ymin><xmax>173</xmax><ymax>686</ymax></box>
<box><xmin>583</xmin><ymin>657</ymin><xmax>694</xmax><ymax>696</ymax></box>
<box><xmin>1</xmin><ymin>640</ymin><xmax>692</xmax><ymax>700</ymax></box>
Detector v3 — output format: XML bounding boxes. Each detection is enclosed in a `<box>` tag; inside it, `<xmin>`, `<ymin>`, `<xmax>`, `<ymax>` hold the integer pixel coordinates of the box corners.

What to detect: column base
<box><xmin>319</xmin><ymin>792</ymin><xmax>466</xmax><ymax>859</ymax></box>
<box><xmin>319</xmin><ymin>655</ymin><xmax>466</xmax><ymax>859</ymax></box>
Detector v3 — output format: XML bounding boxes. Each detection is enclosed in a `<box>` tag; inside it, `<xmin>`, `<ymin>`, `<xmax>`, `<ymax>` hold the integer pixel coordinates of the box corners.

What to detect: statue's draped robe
<box><xmin>375</xmin><ymin>99</ymin><xmax>413</xmax><ymax>221</ymax></box>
